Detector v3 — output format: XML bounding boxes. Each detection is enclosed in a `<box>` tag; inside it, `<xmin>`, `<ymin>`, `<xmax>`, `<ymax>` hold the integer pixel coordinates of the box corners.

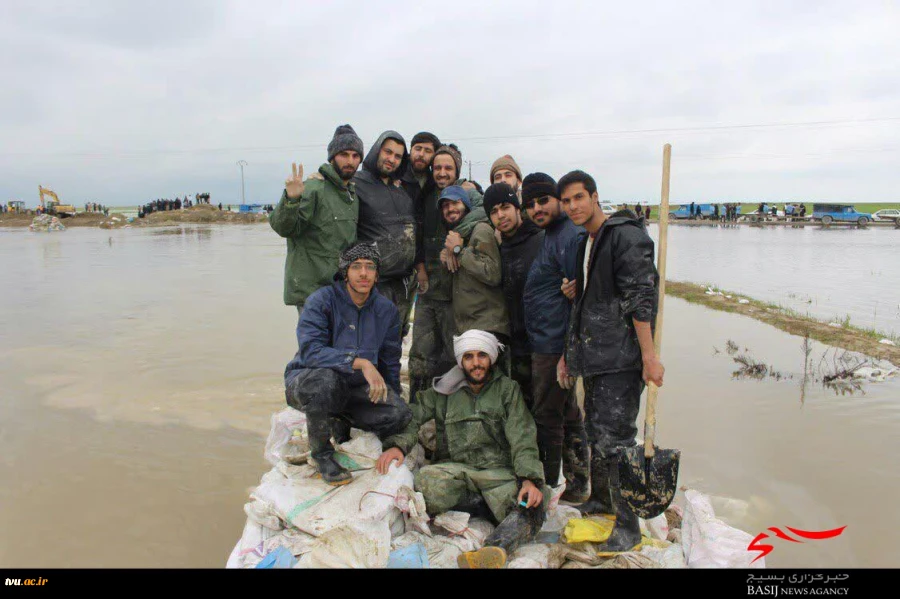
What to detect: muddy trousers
<box><xmin>531</xmin><ymin>354</ymin><xmax>589</xmax><ymax>488</ymax></box>
<box><xmin>408</xmin><ymin>296</ymin><xmax>456</xmax><ymax>403</ymax></box>
<box><xmin>415</xmin><ymin>463</ymin><xmax>549</xmax><ymax>524</ymax></box>
<box><xmin>580</xmin><ymin>371</ymin><xmax>644</xmax><ymax>548</ymax></box>
<box><xmin>377</xmin><ymin>278</ymin><xmax>414</xmax><ymax>341</ymax></box>
<box><xmin>285</xmin><ymin>367</ymin><xmax>412</xmax><ymax>441</ymax></box>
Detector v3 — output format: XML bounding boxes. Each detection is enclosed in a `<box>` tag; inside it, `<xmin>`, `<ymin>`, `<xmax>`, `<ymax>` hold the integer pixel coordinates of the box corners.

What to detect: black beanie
<box><xmin>482</xmin><ymin>182</ymin><xmax>520</xmax><ymax>215</ymax></box>
<box><xmin>522</xmin><ymin>172</ymin><xmax>558</xmax><ymax>203</ymax></box>
<box><xmin>410</xmin><ymin>131</ymin><xmax>441</xmax><ymax>150</ymax></box>
<box><xmin>327</xmin><ymin>124</ymin><xmax>365</xmax><ymax>161</ymax></box>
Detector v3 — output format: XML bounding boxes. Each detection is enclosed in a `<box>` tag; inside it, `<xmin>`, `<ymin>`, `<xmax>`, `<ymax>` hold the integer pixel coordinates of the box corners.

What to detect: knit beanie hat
<box><xmin>410</xmin><ymin>131</ymin><xmax>442</xmax><ymax>150</ymax></box>
<box><xmin>522</xmin><ymin>172</ymin><xmax>558</xmax><ymax>204</ymax></box>
<box><xmin>433</xmin><ymin>144</ymin><xmax>462</xmax><ymax>178</ymax></box>
<box><xmin>490</xmin><ymin>155</ymin><xmax>523</xmax><ymax>183</ymax></box>
<box><xmin>327</xmin><ymin>124</ymin><xmax>365</xmax><ymax>161</ymax></box>
<box><xmin>438</xmin><ymin>185</ymin><xmax>472</xmax><ymax>211</ymax></box>
<box><xmin>339</xmin><ymin>242</ymin><xmax>381</xmax><ymax>279</ymax></box>
<box><xmin>482</xmin><ymin>182</ymin><xmax>520</xmax><ymax>215</ymax></box>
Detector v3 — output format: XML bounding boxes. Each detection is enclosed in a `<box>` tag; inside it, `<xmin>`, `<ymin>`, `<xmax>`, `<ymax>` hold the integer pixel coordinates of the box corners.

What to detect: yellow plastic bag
<box><xmin>563</xmin><ymin>517</ymin><xmax>616</xmax><ymax>544</ymax></box>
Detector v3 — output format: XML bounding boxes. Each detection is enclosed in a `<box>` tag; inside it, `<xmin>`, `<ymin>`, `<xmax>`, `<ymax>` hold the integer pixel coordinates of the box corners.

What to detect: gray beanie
<box><xmin>327</xmin><ymin>124</ymin><xmax>364</xmax><ymax>161</ymax></box>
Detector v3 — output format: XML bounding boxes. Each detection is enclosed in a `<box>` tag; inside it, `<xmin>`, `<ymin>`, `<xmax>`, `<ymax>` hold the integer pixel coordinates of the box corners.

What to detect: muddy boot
<box><xmin>450</xmin><ymin>492</ymin><xmax>496</xmax><ymax>523</ymax></box>
<box><xmin>596</xmin><ymin>456</ymin><xmax>642</xmax><ymax>555</ymax></box>
<box><xmin>458</xmin><ymin>506</ymin><xmax>545</xmax><ymax>569</ymax></box>
<box><xmin>576</xmin><ymin>454</ymin><xmax>613</xmax><ymax>516</ymax></box>
<box><xmin>307</xmin><ymin>416</ymin><xmax>352</xmax><ymax>486</ymax></box>
<box><xmin>540</xmin><ymin>445</ymin><xmax>563</xmax><ymax>488</ymax></box>
<box><xmin>561</xmin><ymin>431</ymin><xmax>591</xmax><ymax>503</ymax></box>
<box><xmin>331</xmin><ymin>417</ymin><xmax>352</xmax><ymax>445</ymax></box>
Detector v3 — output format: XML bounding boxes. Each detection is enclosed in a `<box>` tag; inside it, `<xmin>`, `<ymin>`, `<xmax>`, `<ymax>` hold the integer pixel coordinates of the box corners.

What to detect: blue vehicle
<box><xmin>669</xmin><ymin>203</ymin><xmax>715</xmax><ymax>219</ymax></box>
<box><xmin>812</xmin><ymin>203</ymin><xmax>872</xmax><ymax>225</ymax></box>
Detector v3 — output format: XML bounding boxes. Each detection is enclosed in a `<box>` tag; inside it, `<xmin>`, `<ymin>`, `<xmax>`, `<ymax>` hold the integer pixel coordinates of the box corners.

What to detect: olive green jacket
<box><xmin>452</xmin><ymin>221</ymin><xmax>509</xmax><ymax>336</ymax></box>
<box><xmin>384</xmin><ymin>370</ymin><xmax>545</xmax><ymax>485</ymax></box>
<box><xmin>269</xmin><ymin>163</ymin><xmax>358</xmax><ymax>307</ymax></box>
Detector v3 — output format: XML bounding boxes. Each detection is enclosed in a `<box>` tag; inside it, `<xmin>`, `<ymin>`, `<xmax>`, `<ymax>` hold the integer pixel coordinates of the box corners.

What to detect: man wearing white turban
<box><xmin>376</xmin><ymin>329</ymin><xmax>547</xmax><ymax>569</ymax></box>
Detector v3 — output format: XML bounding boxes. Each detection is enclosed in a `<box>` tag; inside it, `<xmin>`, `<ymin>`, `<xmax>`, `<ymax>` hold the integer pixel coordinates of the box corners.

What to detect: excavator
<box><xmin>38</xmin><ymin>185</ymin><xmax>76</xmax><ymax>217</ymax></box>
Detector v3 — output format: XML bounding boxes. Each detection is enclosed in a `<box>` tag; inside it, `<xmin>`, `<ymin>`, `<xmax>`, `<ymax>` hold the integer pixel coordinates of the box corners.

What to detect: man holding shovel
<box><xmin>558</xmin><ymin>170</ymin><xmax>665</xmax><ymax>554</ymax></box>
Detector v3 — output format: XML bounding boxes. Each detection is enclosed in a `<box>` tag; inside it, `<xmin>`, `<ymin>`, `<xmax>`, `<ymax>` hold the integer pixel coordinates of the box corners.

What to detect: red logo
<box><xmin>748</xmin><ymin>526</ymin><xmax>847</xmax><ymax>564</ymax></box>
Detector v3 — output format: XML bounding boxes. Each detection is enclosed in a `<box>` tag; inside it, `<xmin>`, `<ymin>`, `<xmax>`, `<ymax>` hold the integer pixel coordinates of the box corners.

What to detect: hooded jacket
<box><xmin>285</xmin><ymin>280</ymin><xmax>402</xmax><ymax>395</ymax></box>
<box><xmin>499</xmin><ymin>219</ymin><xmax>544</xmax><ymax>357</ymax></box>
<box><xmin>383</xmin><ymin>369</ymin><xmax>545</xmax><ymax>486</ymax></box>
<box><xmin>269</xmin><ymin>163</ymin><xmax>358</xmax><ymax>307</ymax></box>
<box><xmin>354</xmin><ymin>131</ymin><xmax>417</xmax><ymax>280</ymax></box>
<box><xmin>565</xmin><ymin>213</ymin><xmax>658</xmax><ymax>378</ymax></box>
<box><xmin>523</xmin><ymin>214</ymin><xmax>585</xmax><ymax>355</ymax></box>
<box><xmin>421</xmin><ymin>182</ymin><xmax>486</xmax><ymax>301</ymax></box>
<box><xmin>401</xmin><ymin>163</ymin><xmax>434</xmax><ymax>268</ymax></box>
<box><xmin>452</xmin><ymin>220</ymin><xmax>509</xmax><ymax>337</ymax></box>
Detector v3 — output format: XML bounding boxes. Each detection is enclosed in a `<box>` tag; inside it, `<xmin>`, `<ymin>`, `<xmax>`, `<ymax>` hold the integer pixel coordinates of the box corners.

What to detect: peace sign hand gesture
<box><xmin>285</xmin><ymin>163</ymin><xmax>306</xmax><ymax>200</ymax></box>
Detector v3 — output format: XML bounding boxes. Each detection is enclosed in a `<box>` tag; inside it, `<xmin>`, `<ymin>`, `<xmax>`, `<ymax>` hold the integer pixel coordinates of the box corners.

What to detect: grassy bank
<box><xmin>667</xmin><ymin>281</ymin><xmax>900</xmax><ymax>365</ymax></box>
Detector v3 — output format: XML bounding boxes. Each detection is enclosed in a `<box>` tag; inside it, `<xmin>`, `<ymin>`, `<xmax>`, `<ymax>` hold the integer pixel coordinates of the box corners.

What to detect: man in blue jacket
<box><xmin>520</xmin><ymin>173</ymin><xmax>590</xmax><ymax>503</ymax></box>
<box><xmin>283</xmin><ymin>242</ymin><xmax>413</xmax><ymax>486</ymax></box>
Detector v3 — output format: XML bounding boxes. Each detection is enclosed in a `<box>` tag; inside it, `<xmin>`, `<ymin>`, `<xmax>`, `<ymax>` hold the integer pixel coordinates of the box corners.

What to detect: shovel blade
<box><xmin>617</xmin><ymin>445</ymin><xmax>681</xmax><ymax>519</ymax></box>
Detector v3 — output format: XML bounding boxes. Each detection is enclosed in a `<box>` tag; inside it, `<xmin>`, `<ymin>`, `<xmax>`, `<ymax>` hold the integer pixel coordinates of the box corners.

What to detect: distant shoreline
<box><xmin>0</xmin><ymin>205</ymin><xmax>268</xmax><ymax>229</ymax></box>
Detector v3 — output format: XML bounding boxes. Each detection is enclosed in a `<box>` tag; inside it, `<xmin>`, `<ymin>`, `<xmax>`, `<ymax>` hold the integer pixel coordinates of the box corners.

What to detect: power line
<box><xmin>2</xmin><ymin>116</ymin><xmax>898</xmax><ymax>159</ymax></box>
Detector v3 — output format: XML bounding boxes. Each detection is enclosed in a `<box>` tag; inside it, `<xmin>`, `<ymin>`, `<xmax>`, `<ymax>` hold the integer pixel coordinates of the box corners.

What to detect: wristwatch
<box><xmin>452</xmin><ymin>245</ymin><xmax>462</xmax><ymax>255</ymax></box>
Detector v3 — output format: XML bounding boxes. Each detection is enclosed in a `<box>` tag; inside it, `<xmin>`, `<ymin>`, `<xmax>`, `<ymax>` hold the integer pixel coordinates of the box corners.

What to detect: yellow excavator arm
<box><xmin>38</xmin><ymin>185</ymin><xmax>75</xmax><ymax>216</ymax></box>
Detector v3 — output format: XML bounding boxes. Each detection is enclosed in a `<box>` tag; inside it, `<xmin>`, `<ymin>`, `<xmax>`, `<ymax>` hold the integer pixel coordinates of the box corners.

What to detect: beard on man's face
<box><xmin>463</xmin><ymin>362</ymin><xmax>491</xmax><ymax>385</ymax></box>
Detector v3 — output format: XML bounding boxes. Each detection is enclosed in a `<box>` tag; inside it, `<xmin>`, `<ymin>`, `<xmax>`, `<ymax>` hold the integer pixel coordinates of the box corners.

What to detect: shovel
<box><xmin>617</xmin><ymin>143</ymin><xmax>681</xmax><ymax>520</ymax></box>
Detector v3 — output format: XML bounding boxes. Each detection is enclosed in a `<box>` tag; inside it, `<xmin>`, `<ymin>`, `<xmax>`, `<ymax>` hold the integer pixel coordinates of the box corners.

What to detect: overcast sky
<box><xmin>2</xmin><ymin>0</ymin><xmax>899</xmax><ymax>207</ymax></box>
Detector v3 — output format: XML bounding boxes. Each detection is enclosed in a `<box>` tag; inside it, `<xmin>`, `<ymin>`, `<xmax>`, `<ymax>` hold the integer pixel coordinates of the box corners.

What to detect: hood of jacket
<box><xmin>319</xmin><ymin>162</ymin><xmax>354</xmax><ymax>191</ymax></box>
<box><xmin>362</xmin><ymin>130</ymin><xmax>408</xmax><ymax>183</ymax></box>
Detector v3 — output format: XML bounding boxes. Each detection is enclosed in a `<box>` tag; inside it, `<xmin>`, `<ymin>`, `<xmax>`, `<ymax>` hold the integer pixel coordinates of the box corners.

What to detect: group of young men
<box><xmin>269</xmin><ymin>124</ymin><xmax>665</xmax><ymax>568</ymax></box>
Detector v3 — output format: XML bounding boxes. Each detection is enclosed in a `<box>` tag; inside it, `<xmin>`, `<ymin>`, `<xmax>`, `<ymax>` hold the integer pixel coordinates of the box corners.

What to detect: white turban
<box><xmin>453</xmin><ymin>330</ymin><xmax>504</xmax><ymax>367</ymax></box>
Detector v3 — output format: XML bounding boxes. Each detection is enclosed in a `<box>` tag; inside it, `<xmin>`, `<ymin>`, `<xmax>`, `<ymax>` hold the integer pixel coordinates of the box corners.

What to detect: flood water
<box><xmin>653</xmin><ymin>223</ymin><xmax>900</xmax><ymax>339</ymax></box>
<box><xmin>1</xmin><ymin>223</ymin><xmax>898</xmax><ymax>568</ymax></box>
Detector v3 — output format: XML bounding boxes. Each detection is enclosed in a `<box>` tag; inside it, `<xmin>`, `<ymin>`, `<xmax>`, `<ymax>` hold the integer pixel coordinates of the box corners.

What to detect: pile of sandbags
<box><xmin>228</xmin><ymin>407</ymin><xmax>764</xmax><ymax>569</ymax></box>
<box><xmin>29</xmin><ymin>214</ymin><xmax>65</xmax><ymax>232</ymax></box>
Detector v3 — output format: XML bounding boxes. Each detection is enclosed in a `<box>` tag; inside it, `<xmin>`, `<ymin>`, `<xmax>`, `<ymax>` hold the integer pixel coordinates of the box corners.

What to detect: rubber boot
<box><xmin>575</xmin><ymin>454</ymin><xmax>614</xmax><ymax>516</ymax></box>
<box><xmin>596</xmin><ymin>455</ymin><xmax>642</xmax><ymax>555</ymax></box>
<box><xmin>307</xmin><ymin>416</ymin><xmax>352</xmax><ymax>486</ymax></box>
<box><xmin>561</xmin><ymin>431</ymin><xmax>591</xmax><ymax>503</ymax></box>
<box><xmin>457</xmin><ymin>506</ymin><xmax>545</xmax><ymax>569</ymax></box>
<box><xmin>540</xmin><ymin>444</ymin><xmax>563</xmax><ymax>488</ymax></box>
<box><xmin>331</xmin><ymin>417</ymin><xmax>352</xmax><ymax>445</ymax></box>
<box><xmin>450</xmin><ymin>492</ymin><xmax>496</xmax><ymax>524</ymax></box>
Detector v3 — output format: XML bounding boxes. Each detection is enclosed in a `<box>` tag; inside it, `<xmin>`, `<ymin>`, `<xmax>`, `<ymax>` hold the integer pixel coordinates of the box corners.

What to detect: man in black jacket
<box><xmin>354</xmin><ymin>131</ymin><xmax>417</xmax><ymax>337</ymax></box>
<box><xmin>558</xmin><ymin>170</ymin><xmax>665</xmax><ymax>554</ymax></box>
<box><xmin>401</xmin><ymin>132</ymin><xmax>442</xmax><ymax>297</ymax></box>
<box><xmin>483</xmin><ymin>182</ymin><xmax>543</xmax><ymax>405</ymax></box>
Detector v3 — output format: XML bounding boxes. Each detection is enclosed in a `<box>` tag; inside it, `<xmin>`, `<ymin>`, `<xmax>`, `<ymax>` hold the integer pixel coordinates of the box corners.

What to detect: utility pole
<box><xmin>236</xmin><ymin>160</ymin><xmax>247</xmax><ymax>205</ymax></box>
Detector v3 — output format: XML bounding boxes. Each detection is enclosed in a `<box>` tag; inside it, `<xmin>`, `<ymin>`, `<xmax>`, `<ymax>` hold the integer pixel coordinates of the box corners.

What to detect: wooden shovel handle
<box><xmin>644</xmin><ymin>144</ymin><xmax>670</xmax><ymax>459</ymax></box>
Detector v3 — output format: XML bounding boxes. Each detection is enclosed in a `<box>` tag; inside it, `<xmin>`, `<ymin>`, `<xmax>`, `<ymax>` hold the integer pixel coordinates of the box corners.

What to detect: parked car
<box><xmin>600</xmin><ymin>203</ymin><xmax>617</xmax><ymax>215</ymax></box>
<box><xmin>811</xmin><ymin>203</ymin><xmax>872</xmax><ymax>225</ymax></box>
<box><xmin>872</xmin><ymin>208</ymin><xmax>900</xmax><ymax>222</ymax></box>
<box><xmin>669</xmin><ymin>203</ymin><xmax>714</xmax><ymax>219</ymax></box>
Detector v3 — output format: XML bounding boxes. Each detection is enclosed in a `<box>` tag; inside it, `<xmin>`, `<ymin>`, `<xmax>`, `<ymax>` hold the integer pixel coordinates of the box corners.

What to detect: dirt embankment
<box><xmin>0</xmin><ymin>205</ymin><xmax>268</xmax><ymax>229</ymax></box>
<box><xmin>667</xmin><ymin>281</ymin><xmax>900</xmax><ymax>365</ymax></box>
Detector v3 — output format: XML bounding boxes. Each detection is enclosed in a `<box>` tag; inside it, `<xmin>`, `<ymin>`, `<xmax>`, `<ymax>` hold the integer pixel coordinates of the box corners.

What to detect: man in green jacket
<box><xmin>408</xmin><ymin>144</ymin><xmax>488</xmax><ymax>403</ymax></box>
<box><xmin>269</xmin><ymin>124</ymin><xmax>364</xmax><ymax>315</ymax></box>
<box><xmin>377</xmin><ymin>329</ymin><xmax>546</xmax><ymax>569</ymax></box>
<box><xmin>440</xmin><ymin>185</ymin><xmax>509</xmax><ymax>341</ymax></box>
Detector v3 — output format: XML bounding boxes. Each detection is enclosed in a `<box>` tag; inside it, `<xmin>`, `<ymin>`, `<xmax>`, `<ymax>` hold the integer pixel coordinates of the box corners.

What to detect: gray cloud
<box><xmin>1</xmin><ymin>0</ymin><xmax>899</xmax><ymax>208</ymax></box>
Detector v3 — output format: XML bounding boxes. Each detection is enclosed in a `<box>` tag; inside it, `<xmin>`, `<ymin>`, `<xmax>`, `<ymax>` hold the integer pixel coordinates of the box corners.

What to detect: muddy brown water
<box><xmin>1</xmin><ymin>224</ymin><xmax>897</xmax><ymax>567</ymax></box>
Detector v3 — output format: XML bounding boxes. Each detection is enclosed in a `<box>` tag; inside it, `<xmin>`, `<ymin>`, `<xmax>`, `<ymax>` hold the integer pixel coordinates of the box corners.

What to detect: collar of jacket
<box><xmin>547</xmin><ymin>212</ymin><xmax>572</xmax><ymax>233</ymax></box>
<box><xmin>319</xmin><ymin>163</ymin><xmax>355</xmax><ymax>193</ymax></box>
<box><xmin>331</xmin><ymin>280</ymin><xmax>380</xmax><ymax>310</ymax></box>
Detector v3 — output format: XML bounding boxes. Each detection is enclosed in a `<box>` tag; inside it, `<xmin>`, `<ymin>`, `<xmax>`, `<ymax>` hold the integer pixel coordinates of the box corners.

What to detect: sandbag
<box><xmin>682</xmin><ymin>489</ymin><xmax>765</xmax><ymax>568</ymax></box>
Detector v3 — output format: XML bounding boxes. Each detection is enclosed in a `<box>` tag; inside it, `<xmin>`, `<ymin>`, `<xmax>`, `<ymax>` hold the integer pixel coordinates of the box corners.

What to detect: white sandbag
<box><xmin>226</xmin><ymin>519</ymin><xmax>283</xmax><ymax>568</ymax></box>
<box><xmin>296</xmin><ymin>520</ymin><xmax>392</xmax><ymax>568</ymax></box>
<box><xmin>542</xmin><ymin>505</ymin><xmax>582</xmax><ymax>533</ymax></box>
<box><xmin>250</xmin><ymin>466</ymin><xmax>339</xmax><ymax>530</ymax></box>
<box><xmin>508</xmin><ymin>543</ymin><xmax>566</xmax><ymax>569</ymax></box>
<box><xmin>244</xmin><ymin>500</ymin><xmax>283</xmax><ymax>531</ymax></box>
<box><xmin>332</xmin><ymin>430</ymin><xmax>384</xmax><ymax>471</ymax></box>
<box><xmin>395</xmin><ymin>485</ymin><xmax>431</xmax><ymax>536</ymax></box>
<box><xmin>682</xmin><ymin>489</ymin><xmax>765</xmax><ymax>568</ymax></box>
<box><xmin>433</xmin><ymin>512</ymin><xmax>493</xmax><ymax>552</ymax></box>
<box><xmin>288</xmin><ymin>464</ymin><xmax>414</xmax><ymax>537</ymax></box>
<box><xmin>641</xmin><ymin>513</ymin><xmax>670</xmax><ymax>541</ymax></box>
<box><xmin>392</xmin><ymin>531</ymin><xmax>461</xmax><ymax>569</ymax></box>
<box><xmin>641</xmin><ymin>543</ymin><xmax>687</xmax><ymax>568</ymax></box>
<box><xmin>261</xmin><ymin>527</ymin><xmax>318</xmax><ymax>560</ymax></box>
<box><xmin>264</xmin><ymin>408</ymin><xmax>308</xmax><ymax>466</ymax></box>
